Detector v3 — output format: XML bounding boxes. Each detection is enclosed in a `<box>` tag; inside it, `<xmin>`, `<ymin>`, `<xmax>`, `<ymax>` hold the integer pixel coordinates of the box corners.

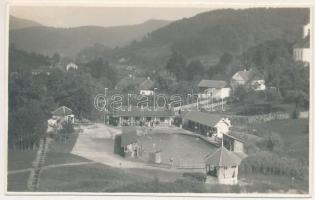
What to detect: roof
<box><xmin>121</xmin><ymin>126</ymin><xmax>138</xmax><ymax>147</ymax></box>
<box><xmin>52</xmin><ymin>106</ymin><xmax>73</xmax><ymax>116</ymax></box>
<box><xmin>232</xmin><ymin>70</ymin><xmax>255</xmax><ymax>82</ymax></box>
<box><xmin>183</xmin><ymin>111</ymin><xmax>223</xmax><ymax>127</ymax></box>
<box><xmin>223</xmin><ymin>134</ymin><xmax>244</xmax><ymax>143</ymax></box>
<box><xmin>204</xmin><ymin>146</ymin><xmax>242</xmax><ymax>167</ymax></box>
<box><xmin>198</xmin><ymin>80</ymin><xmax>227</xmax><ymax>89</ymax></box>
<box><xmin>294</xmin><ymin>35</ymin><xmax>310</xmax><ymax>49</ymax></box>
<box><xmin>139</xmin><ymin>79</ymin><xmax>154</xmax><ymax>90</ymax></box>
<box><xmin>232</xmin><ymin>69</ymin><xmax>264</xmax><ymax>83</ymax></box>
<box><xmin>113</xmin><ymin>107</ymin><xmax>175</xmax><ymax>118</ymax></box>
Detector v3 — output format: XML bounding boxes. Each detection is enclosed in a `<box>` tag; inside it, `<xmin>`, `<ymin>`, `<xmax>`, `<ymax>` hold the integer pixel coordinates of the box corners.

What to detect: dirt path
<box><xmin>8</xmin><ymin>161</ymin><xmax>96</xmax><ymax>175</ymax></box>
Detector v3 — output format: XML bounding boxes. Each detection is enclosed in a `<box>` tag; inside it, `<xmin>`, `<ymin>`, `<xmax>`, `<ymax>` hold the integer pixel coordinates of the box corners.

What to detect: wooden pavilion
<box><xmin>204</xmin><ymin>146</ymin><xmax>242</xmax><ymax>185</ymax></box>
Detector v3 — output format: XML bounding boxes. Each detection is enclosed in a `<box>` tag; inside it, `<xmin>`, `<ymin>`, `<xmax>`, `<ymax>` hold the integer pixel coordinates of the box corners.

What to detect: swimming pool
<box><xmin>138</xmin><ymin>133</ymin><xmax>217</xmax><ymax>166</ymax></box>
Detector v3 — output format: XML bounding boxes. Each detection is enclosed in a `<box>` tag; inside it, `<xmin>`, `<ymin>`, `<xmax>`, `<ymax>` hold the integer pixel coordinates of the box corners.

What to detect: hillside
<box><xmin>9</xmin><ymin>19</ymin><xmax>170</xmax><ymax>57</ymax></box>
<box><xmin>109</xmin><ymin>8</ymin><xmax>309</xmax><ymax>67</ymax></box>
<box><xmin>9</xmin><ymin>15</ymin><xmax>42</xmax><ymax>30</ymax></box>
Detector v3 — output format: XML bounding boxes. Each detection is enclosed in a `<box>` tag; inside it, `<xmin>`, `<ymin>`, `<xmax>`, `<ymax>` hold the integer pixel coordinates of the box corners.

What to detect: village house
<box><xmin>51</xmin><ymin>106</ymin><xmax>75</xmax><ymax>124</ymax></box>
<box><xmin>66</xmin><ymin>62</ymin><xmax>79</xmax><ymax>71</ymax></box>
<box><xmin>204</xmin><ymin>146</ymin><xmax>242</xmax><ymax>185</ymax></box>
<box><xmin>112</xmin><ymin>106</ymin><xmax>175</xmax><ymax>126</ymax></box>
<box><xmin>293</xmin><ymin>23</ymin><xmax>311</xmax><ymax>65</ymax></box>
<box><xmin>120</xmin><ymin>127</ymin><xmax>142</xmax><ymax>158</ymax></box>
<box><xmin>182</xmin><ymin>111</ymin><xmax>231</xmax><ymax>138</ymax></box>
<box><xmin>139</xmin><ymin>77</ymin><xmax>155</xmax><ymax>96</ymax></box>
<box><xmin>197</xmin><ymin>80</ymin><xmax>231</xmax><ymax>100</ymax></box>
<box><xmin>230</xmin><ymin>68</ymin><xmax>266</xmax><ymax>91</ymax></box>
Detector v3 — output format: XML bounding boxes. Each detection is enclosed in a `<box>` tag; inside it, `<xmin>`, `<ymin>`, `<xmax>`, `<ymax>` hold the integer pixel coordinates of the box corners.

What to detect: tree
<box><xmin>186</xmin><ymin>60</ymin><xmax>205</xmax><ymax>81</ymax></box>
<box><xmin>52</xmin><ymin>53</ymin><xmax>60</xmax><ymax>66</ymax></box>
<box><xmin>208</xmin><ymin>52</ymin><xmax>232</xmax><ymax>78</ymax></box>
<box><xmin>165</xmin><ymin>52</ymin><xmax>187</xmax><ymax>80</ymax></box>
<box><xmin>233</xmin><ymin>85</ymin><xmax>247</xmax><ymax>102</ymax></box>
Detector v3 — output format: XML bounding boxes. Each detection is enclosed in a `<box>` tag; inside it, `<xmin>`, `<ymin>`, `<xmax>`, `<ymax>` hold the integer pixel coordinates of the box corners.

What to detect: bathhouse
<box><xmin>112</xmin><ymin>106</ymin><xmax>175</xmax><ymax>126</ymax></box>
<box><xmin>204</xmin><ymin>146</ymin><xmax>242</xmax><ymax>185</ymax></box>
<box><xmin>183</xmin><ymin>111</ymin><xmax>231</xmax><ymax>138</ymax></box>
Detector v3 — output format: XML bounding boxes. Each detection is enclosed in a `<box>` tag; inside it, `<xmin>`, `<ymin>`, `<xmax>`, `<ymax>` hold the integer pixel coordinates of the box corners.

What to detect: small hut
<box><xmin>120</xmin><ymin>127</ymin><xmax>142</xmax><ymax>158</ymax></box>
<box><xmin>204</xmin><ymin>146</ymin><xmax>242</xmax><ymax>185</ymax></box>
<box><xmin>51</xmin><ymin>106</ymin><xmax>74</xmax><ymax>124</ymax></box>
<box><xmin>149</xmin><ymin>150</ymin><xmax>162</xmax><ymax>164</ymax></box>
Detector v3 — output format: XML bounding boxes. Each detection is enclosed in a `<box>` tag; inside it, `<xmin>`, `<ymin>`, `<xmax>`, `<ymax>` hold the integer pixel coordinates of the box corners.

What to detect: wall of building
<box><xmin>233</xmin><ymin>140</ymin><xmax>244</xmax><ymax>152</ymax></box>
<box><xmin>217</xmin><ymin>166</ymin><xmax>238</xmax><ymax>185</ymax></box>
<box><xmin>294</xmin><ymin>48</ymin><xmax>311</xmax><ymax>63</ymax></box>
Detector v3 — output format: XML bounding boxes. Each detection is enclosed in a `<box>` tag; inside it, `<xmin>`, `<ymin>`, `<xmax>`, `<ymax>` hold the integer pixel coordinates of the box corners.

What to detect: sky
<box><xmin>10</xmin><ymin>7</ymin><xmax>213</xmax><ymax>28</ymax></box>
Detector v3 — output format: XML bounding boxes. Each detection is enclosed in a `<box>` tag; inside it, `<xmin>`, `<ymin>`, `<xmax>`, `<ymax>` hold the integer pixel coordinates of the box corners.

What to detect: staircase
<box><xmin>27</xmin><ymin>136</ymin><xmax>51</xmax><ymax>191</ymax></box>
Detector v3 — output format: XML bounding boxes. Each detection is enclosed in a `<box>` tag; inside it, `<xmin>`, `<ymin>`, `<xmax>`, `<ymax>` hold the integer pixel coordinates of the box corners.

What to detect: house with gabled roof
<box><xmin>230</xmin><ymin>68</ymin><xmax>266</xmax><ymax>91</ymax></box>
<box><xmin>139</xmin><ymin>77</ymin><xmax>155</xmax><ymax>96</ymax></box>
<box><xmin>66</xmin><ymin>62</ymin><xmax>78</xmax><ymax>71</ymax></box>
<box><xmin>293</xmin><ymin>23</ymin><xmax>311</xmax><ymax>65</ymax></box>
<box><xmin>197</xmin><ymin>80</ymin><xmax>231</xmax><ymax>100</ymax></box>
<box><xmin>51</xmin><ymin>106</ymin><xmax>74</xmax><ymax>123</ymax></box>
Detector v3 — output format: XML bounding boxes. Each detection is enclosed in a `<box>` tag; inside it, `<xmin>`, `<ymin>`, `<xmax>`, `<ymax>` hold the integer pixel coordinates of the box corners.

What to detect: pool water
<box><xmin>138</xmin><ymin>133</ymin><xmax>217</xmax><ymax>166</ymax></box>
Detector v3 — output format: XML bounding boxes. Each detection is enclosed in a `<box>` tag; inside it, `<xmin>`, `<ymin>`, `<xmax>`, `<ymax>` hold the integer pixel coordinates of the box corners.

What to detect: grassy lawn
<box><xmin>251</xmin><ymin>119</ymin><xmax>309</xmax><ymax>161</ymax></box>
<box><xmin>240</xmin><ymin>174</ymin><xmax>308</xmax><ymax>193</ymax></box>
<box><xmin>38</xmin><ymin>163</ymin><xmax>150</xmax><ymax>192</ymax></box>
<box><xmin>7</xmin><ymin>172</ymin><xmax>30</xmax><ymax>192</ymax></box>
<box><xmin>7</xmin><ymin>131</ymin><xmax>87</xmax><ymax>192</ymax></box>
<box><xmin>8</xmin><ymin>150</ymin><xmax>37</xmax><ymax>171</ymax></box>
<box><xmin>37</xmin><ymin>162</ymin><xmax>210</xmax><ymax>193</ymax></box>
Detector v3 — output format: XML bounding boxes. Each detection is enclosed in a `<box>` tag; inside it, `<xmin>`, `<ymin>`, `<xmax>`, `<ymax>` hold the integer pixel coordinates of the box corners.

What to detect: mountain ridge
<box><xmin>9</xmin><ymin>17</ymin><xmax>171</xmax><ymax>57</ymax></box>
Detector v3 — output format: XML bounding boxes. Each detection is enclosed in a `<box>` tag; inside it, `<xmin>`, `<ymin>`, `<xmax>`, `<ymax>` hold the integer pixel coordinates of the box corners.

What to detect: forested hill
<box><xmin>9</xmin><ymin>19</ymin><xmax>170</xmax><ymax>57</ymax></box>
<box><xmin>111</xmin><ymin>8</ymin><xmax>309</xmax><ymax>66</ymax></box>
<box><xmin>9</xmin><ymin>16</ymin><xmax>42</xmax><ymax>30</ymax></box>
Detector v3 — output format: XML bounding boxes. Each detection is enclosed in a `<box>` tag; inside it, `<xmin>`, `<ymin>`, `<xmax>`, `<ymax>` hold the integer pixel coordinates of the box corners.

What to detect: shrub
<box><xmin>240</xmin><ymin>151</ymin><xmax>307</xmax><ymax>179</ymax></box>
<box><xmin>182</xmin><ymin>172</ymin><xmax>206</xmax><ymax>182</ymax></box>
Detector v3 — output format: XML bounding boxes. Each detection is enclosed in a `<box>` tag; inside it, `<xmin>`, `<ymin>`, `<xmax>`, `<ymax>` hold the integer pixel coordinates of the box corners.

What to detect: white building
<box><xmin>231</xmin><ymin>69</ymin><xmax>266</xmax><ymax>91</ymax></box>
<box><xmin>139</xmin><ymin>77</ymin><xmax>155</xmax><ymax>96</ymax></box>
<box><xmin>214</xmin><ymin>118</ymin><xmax>232</xmax><ymax>138</ymax></box>
<box><xmin>66</xmin><ymin>62</ymin><xmax>78</xmax><ymax>71</ymax></box>
<box><xmin>197</xmin><ymin>80</ymin><xmax>230</xmax><ymax>100</ymax></box>
<box><xmin>51</xmin><ymin>106</ymin><xmax>75</xmax><ymax>124</ymax></box>
<box><xmin>293</xmin><ymin>23</ymin><xmax>311</xmax><ymax>65</ymax></box>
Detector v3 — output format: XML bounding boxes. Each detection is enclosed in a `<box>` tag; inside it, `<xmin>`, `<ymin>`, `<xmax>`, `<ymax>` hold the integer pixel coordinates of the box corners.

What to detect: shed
<box><xmin>52</xmin><ymin>106</ymin><xmax>72</xmax><ymax>116</ymax></box>
<box><xmin>121</xmin><ymin>126</ymin><xmax>138</xmax><ymax>147</ymax></box>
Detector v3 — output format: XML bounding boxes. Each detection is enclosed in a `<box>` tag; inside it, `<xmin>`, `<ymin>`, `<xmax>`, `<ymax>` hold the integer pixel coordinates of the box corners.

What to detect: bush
<box><xmin>182</xmin><ymin>172</ymin><xmax>206</xmax><ymax>182</ymax></box>
<box><xmin>240</xmin><ymin>151</ymin><xmax>307</xmax><ymax>179</ymax></box>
